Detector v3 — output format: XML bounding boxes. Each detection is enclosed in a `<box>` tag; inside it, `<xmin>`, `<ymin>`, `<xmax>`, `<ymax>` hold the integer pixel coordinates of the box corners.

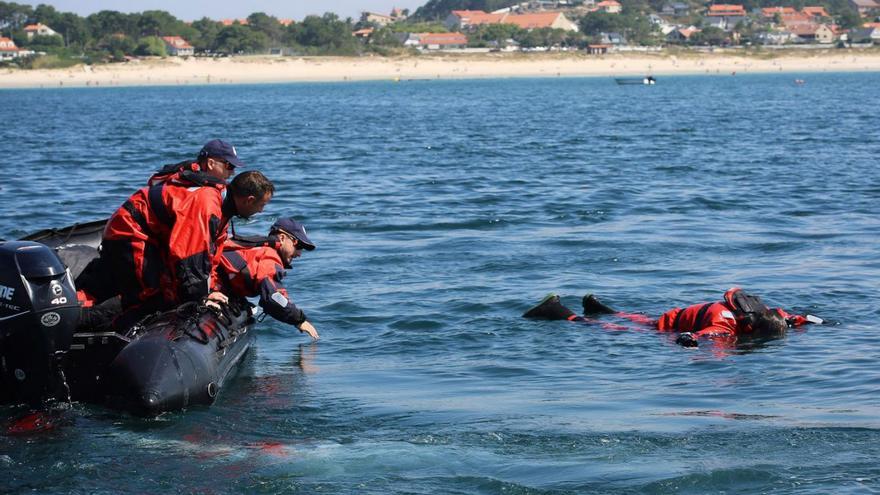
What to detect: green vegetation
<box><xmin>0</xmin><ymin>2</ymin><xmax>409</xmax><ymax>67</ymax></box>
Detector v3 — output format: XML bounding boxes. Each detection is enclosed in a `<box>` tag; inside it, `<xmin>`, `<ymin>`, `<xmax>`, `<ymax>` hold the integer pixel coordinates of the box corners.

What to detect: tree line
<box><xmin>0</xmin><ymin>2</ymin><xmax>401</xmax><ymax>62</ymax></box>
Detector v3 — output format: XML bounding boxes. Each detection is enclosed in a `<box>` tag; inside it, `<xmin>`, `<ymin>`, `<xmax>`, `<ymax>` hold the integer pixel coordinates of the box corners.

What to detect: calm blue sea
<box><xmin>1</xmin><ymin>72</ymin><xmax>879</xmax><ymax>494</ymax></box>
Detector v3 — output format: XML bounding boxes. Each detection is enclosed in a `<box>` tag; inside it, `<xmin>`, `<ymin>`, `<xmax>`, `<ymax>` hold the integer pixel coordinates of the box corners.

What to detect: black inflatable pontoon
<box><xmin>0</xmin><ymin>220</ymin><xmax>256</xmax><ymax>415</ymax></box>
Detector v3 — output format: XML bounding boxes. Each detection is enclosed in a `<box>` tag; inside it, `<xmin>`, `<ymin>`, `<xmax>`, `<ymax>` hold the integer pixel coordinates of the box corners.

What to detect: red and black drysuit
<box><xmin>97</xmin><ymin>162</ymin><xmax>235</xmax><ymax>328</ymax></box>
<box><xmin>218</xmin><ymin>238</ymin><xmax>307</xmax><ymax>327</ymax></box>
<box><xmin>617</xmin><ymin>287</ymin><xmax>811</xmax><ymax>343</ymax></box>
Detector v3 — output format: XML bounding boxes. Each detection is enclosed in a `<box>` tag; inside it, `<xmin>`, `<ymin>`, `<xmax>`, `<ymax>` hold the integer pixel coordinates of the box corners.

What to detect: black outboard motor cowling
<box><xmin>0</xmin><ymin>241</ymin><xmax>80</xmax><ymax>405</ymax></box>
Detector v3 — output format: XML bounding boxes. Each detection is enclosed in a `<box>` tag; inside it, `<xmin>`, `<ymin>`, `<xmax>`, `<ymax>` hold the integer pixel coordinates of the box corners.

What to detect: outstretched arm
<box><xmin>258</xmin><ymin>265</ymin><xmax>318</xmax><ymax>340</ymax></box>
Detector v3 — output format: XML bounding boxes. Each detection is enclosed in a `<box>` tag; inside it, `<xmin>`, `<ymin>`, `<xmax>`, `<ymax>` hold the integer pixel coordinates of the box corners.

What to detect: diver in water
<box><xmin>218</xmin><ymin>217</ymin><xmax>319</xmax><ymax>340</ymax></box>
<box><xmin>523</xmin><ymin>288</ymin><xmax>823</xmax><ymax>347</ymax></box>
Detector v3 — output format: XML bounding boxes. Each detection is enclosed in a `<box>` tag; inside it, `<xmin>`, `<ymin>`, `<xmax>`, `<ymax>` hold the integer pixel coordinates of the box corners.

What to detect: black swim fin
<box><xmin>523</xmin><ymin>294</ymin><xmax>576</xmax><ymax>320</ymax></box>
<box><xmin>582</xmin><ymin>294</ymin><xmax>616</xmax><ymax>315</ymax></box>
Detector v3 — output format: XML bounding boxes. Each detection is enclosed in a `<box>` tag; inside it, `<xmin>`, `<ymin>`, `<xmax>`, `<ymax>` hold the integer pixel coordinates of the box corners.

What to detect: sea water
<box><xmin>0</xmin><ymin>73</ymin><xmax>878</xmax><ymax>494</ymax></box>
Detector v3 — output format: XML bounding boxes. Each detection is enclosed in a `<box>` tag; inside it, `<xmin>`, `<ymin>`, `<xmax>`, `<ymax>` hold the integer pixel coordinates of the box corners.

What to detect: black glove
<box><xmin>675</xmin><ymin>332</ymin><xmax>698</xmax><ymax>347</ymax></box>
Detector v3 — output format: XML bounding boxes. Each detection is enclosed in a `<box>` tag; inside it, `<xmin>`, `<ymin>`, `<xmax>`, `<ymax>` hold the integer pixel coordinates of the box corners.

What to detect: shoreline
<box><xmin>2</xmin><ymin>50</ymin><xmax>880</xmax><ymax>89</ymax></box>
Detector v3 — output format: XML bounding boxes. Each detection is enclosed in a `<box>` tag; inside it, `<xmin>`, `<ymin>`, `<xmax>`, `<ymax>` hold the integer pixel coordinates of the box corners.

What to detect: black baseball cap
<box><xmin>271</xmin><ymin>218</ymin><xmax>316</xmax><ymax>251</ymax></box>
<box><xmin>198</xmin><ymin>139</ymin><xmax>245</xmax><ymax>168</ymax></box>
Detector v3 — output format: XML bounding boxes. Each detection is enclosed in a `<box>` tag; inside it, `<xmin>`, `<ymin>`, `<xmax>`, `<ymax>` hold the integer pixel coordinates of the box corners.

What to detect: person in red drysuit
<box><xmin>80</xmin><ymin>140</ymin><xmax>274</xmax><ymax>330</ymax></box>
<box><xmin>219</xmin><ymin>217</ymin><xmax>319</xmax><ymax>340</ymax></box>
<box><xmin>523</xmin><ymin>288</ymin><xmax>822</xmax><ymax>347</ymax></box>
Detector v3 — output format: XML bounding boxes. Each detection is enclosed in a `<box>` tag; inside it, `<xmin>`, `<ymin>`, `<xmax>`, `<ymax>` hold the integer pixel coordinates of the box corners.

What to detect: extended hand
<box><xmin>675</xmin><ymin>332</ymin><xmax>698</xmax><ymax>347</ymax></box>
<box><xmin>298</xmin><ymin>320</ymin><xmax>319</xmax><ymax>341</ymax></box>
<box><xmin>205</xmin><ymin>291</ymin><xmax>229</xmax><ymax>311</ymax></box>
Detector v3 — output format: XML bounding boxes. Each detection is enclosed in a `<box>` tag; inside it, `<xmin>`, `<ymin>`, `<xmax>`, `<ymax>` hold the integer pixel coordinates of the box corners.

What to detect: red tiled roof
<box><xmin>788</xmin><ymin>23</ymin><xmax>826</xmax><ymax>35</ymax></box>
<box><xmin>418</xmin><ymin>32</ymin><xmax>468</xmax><ymax>45</ymax></box>
<box><xmin>220</xmin><ymin>19</ymin><xmax>248</xmax><ymax>26</ymax></box>
<box><xmin>23</xmin><ymin>23</ymin><xmax>42</xmax><ymax>31</ymax></box>
<box><xmin>0</xmin><ymin>36</ymin><xmax>18</xmax><ymax>51</ymax></box>
<box><xmin>450</xmin><ymin>10</ymin><xmax>506</xmax><ymax>25</ymax></box>
<box><xmin>803</xmin><ymin>6</ymin><xmax>830</xmax><ymax>16</ymax></box>
<box><xmin>352</xmin><ymin>27</ymin><xmax>374</xmax><ymax>36</ymax></box>
<box><xmin>596</xmin><ymin>0</ymin><xmax>622</xmax><ymax>6</ymax></box>
<box><xmin>782</xmin><ymin>13</ymin><xmax>815</xmax><ymax>25</ymax></box>
<box><xmin>707</xmin><ymin>4</ymin><xmax>746</xmax><ymax>16</ymax></box>
<box><xmin>504</xmin><ymin>12</ymin><xmax>565</xmax><ymax>29</ymax></box>
<box><xmin>161</xmin><ymin>36</ymin><xmax>193</xmax><ymax>49</ymax></box>
<box><xmin>278</xmin><ymin>18</ymin><xmax>294</xmax><ymax>26</ymax></box>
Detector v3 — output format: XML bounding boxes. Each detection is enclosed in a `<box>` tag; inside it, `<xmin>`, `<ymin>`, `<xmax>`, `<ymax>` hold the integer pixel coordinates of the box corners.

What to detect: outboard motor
<box><xmin>0</xmin><ymin>241</ymin><xmax>80</xmax><ymax>405</ymax></box>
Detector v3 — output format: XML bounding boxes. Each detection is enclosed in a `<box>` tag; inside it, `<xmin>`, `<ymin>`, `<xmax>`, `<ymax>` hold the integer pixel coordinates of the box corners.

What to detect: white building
<box><xmin>23</xmin><ymin>23</ymin><xmax>58</xmax><ymax>39</ymax></box>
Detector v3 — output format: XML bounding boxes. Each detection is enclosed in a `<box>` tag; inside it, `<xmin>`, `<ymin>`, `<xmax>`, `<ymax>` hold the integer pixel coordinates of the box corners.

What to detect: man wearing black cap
<box><xmin>218</xmin><ymin>217</ymin><xmax>319</xmax><ymax>340</ymax></box>
<box><xmin>85</xmin><ymin>140</ymin><xmax>274</xmax><ymax>331</ymax></box>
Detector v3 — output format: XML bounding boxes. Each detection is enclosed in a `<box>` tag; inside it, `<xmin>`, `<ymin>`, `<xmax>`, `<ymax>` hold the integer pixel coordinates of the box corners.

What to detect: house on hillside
<box><xmin>390</xmin><ymin>8</ymin><xmax>408</xmax><ymax>21</ymax></box>
<box><xmin>850</xmin><ymin>0</ymin><xmax>880</xmax><ymax>15</ymax></box>
<box><xmin>596</xmin><ymin>0</ymin><xmax>623</xmax><ymax>13</ymax></box>
<box><xmin>598</xmin><ymin>31</ymin><xmax>626</xmax><ymax>45</ymax></box>
<box><xmin>662</xmin><ymin>3</ymin><xmax>690</xmax><ymax>16</ymax></box>
<box><xmin>0</xmin><ymin>37</ymin><xmax>22</xmax><ymax>60</ymax></box>
<box><xmin>23</xmin><ymin>23</ymin><xmax>58</xmax><ymax>39</ymax></box>
<box><xmin>445</xmin><ymin>10</ymin><xmax>507</xmax><ymax>30</ymax></box>
<box><xmin>162</xmin><ymin>36</ymin><xmax>194</xmax><ymax>56</ymax></box>
<box><xmin>362</xmin><ymin>11</ymin><xmax>395</xmax><ymax>26</ymax></box>
<box><xmin>504</xmin><ymin>12</ymin><xmax>579</xmax><ymax>31</ymax></box>
<box><xmin>446</xmin><ymin>10</ymin><xmax>578</xmax><ymax>31</ymax></box>
<box><xmin>414</xmin><ymin>32</ymin><xmax>469</xmax><ymax>50</ymax></box>
<box><xmin>648</xmin><ymin>14</ymin><xmax>676</xmax><ymax>34</ymax></box>
<box><xmin>791</xmin><ymin>23</ymin><xmax>835</xmax><ymax>42</ymax></box>
<box><xmin>353</xmin><ymin>27</ymin><xmax>374</xmax><ymax>39</ymax></box>
<box><xmin>705</xmin><ymin>4</ymin><xmax>748</xmax><ymax>30</ymax></box>
<box><xmin>849</xmin><ymin>25</ymin><xmax>880</xmax><ymax>42</ymax></box>
<box><xmin>667</xmin><ymin>26</ymin><xmax>700</xmax><ymax>42</ymax></box>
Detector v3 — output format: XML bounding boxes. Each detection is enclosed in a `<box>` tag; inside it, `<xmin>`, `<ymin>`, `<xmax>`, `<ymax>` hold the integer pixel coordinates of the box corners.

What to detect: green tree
<box><xmin>54</xmin><ymin>12</ymin><xmax>90</xmax><ymax>48</ymax></box>
<box><xmin>33</xmin><ymin>3</ymin><xmax>61</xmax><ymax>28</ymax></box>
<box><xmin>247</xmin><ymin>12</ymin><xmax>283</xmax><ymax>44</ymax></box>
<box><xmin>691</xmin><ymin>26</ymin><xmax>726</xmax><ymax>45</ymax></box>
<box><xmin>287</xmin><ymin>13</ymin><xmax>358</xmax><ymax>54</ymax></box>
<box><xmin>25</xmin><ymin>33</ymin><xmax>62</xmax><ymax>48</ymax></box>
<box><xmin>87</xmin><ymin>10</ymin><xmax>136</xmax><ymax>39</ymax></box>
<box><xmin>135</xmin><ymin>35</ymin><xmax>167</xmax><ymax>55</ymax></box>
<box><xmin>0</xmin><ymin>1</ymin><xmax>33</xmax><ymax>33</ymax></box>
<box><xmin>213</xmin><ymin>24</ymin><xmax>268</xmax><ymax>53</ymax></box>
<box><xmin>387</xmin><ymin>21</ymin><xmax>448</xmax><ymax>33</ymax></box>
<box><xmin>369</xmin><ymin>26</ymin><xmax>404</xmax><ymax>46</ymax></box>
<box><xmin>191</xmin><ymin>17</ymin><xmax>221</xmax><ymax>52</ymax></box>
<box><xmin>468</xmin><ymin>22</ymin><xmax>521</xmax><ymax>46</ymax></box>
<box><xmin>836</xmin><ymin>8</ymin><xmax>862</xmax><ymax>29</ymax></box>
<box><xmin>100</xmin><ymin>33</ymin><xmax>135</xmax><ymax>57</ymax></box>
<box><xmin>137</xmin><ymin>10</ymin><xmax>178</xmax><ymax>36</ymax></box>
<box><xmin>579</xmin><ymin>11</ymin><xmax>624</xmax><ymax>36</ymax></box>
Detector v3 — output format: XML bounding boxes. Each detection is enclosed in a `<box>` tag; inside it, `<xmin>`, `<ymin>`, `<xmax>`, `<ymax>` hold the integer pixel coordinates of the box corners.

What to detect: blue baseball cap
<box><xmin>271</xmin><ymin>218</ymin><xmax>316</xmax><ymax>251</ymax></box>
<box><xmin>198</xmin><ymin>139</ymin><xmax>245</xmax><ymax>168</ymax></box>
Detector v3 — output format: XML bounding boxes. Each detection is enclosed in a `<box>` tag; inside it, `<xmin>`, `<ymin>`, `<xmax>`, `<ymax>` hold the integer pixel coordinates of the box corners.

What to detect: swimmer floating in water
<box><xmin>523</xmin><ymin>288</ymin><xmax>825</xmax><ymax>347</ymax></box>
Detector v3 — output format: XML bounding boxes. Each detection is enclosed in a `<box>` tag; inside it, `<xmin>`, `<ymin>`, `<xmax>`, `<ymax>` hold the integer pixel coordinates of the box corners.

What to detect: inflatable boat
<box><xmin>0</xmin><ymin>220</ymin><xmax>256</xmax><ymax>415</ymax></box>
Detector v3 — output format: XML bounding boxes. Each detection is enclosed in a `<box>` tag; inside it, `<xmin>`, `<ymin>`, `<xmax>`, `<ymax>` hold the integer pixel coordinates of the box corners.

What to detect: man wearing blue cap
<box><xmin>85</xmin><ymin>139</ymin><xmax>274</xmax><ymax>331</ymax></box>
<box><xmin>218</xmin><ymin>217</ymin><xmax>319</xmax><ymax>340</ymax></box>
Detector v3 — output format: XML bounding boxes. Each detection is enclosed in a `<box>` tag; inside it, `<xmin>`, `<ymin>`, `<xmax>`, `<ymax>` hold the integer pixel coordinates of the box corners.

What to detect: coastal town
<box><xmin>1</xmin><ymin>0</ymin><xmax>879</xmax><ymax>67</ymax></box>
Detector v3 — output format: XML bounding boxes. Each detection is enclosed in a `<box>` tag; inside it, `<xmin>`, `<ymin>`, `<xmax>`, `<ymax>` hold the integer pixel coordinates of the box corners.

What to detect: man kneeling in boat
<box><xmin>523</xmin><ymin>288</ymin><xmax>822</xmax><ymax>347</ymax></box>
<box><xmin>219</xmin><ymin>217</ymin><xmax>319</xmax><ymax>340</ymax></box>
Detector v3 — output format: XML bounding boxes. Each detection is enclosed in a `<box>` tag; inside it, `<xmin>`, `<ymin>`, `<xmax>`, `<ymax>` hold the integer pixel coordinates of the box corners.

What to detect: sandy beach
<box><xmin>2</xmin><ymin>50</ymin><xmax>879</xmax><ymax>88</ymax></box>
